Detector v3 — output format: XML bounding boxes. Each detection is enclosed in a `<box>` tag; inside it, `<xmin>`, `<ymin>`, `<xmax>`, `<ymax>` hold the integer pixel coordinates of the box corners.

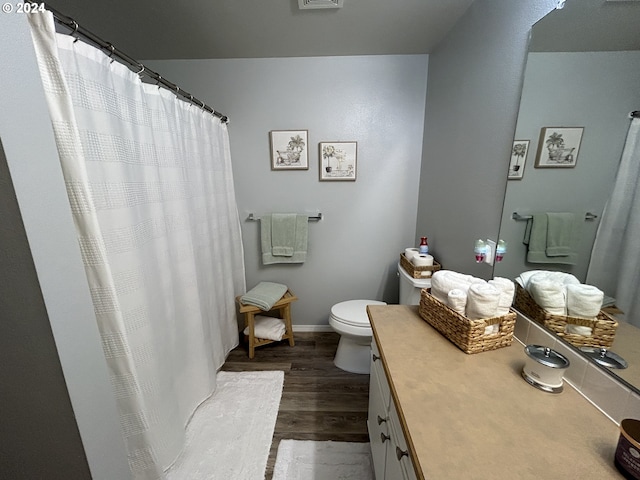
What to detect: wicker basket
<box><xmin>418</xmin><ymin>290</ymin><xmax>516</xmax><ymax>354</ymax></box>
<box><xmin>399</xmin><ymin>253</ymin><xmax>442</xmax><ymax>279</ymax></box>
<box><xmin>513</xmin><ymin>283</ymin><xmax>618</xmax><ymax>349</ymax></box>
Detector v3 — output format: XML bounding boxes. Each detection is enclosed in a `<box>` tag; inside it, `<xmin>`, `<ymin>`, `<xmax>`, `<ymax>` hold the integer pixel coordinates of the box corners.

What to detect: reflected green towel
<box><xmin>240</xmin><ymin>282</ymin><xmax>288</xmax><ymax>311</ymax></box>
<box><xmin>523</xmin><ymin>213</ymin><xmax>579</xmax><ymax>265</ymax></box>
<box><xmin>546</xmin><ymin>213</ymin><xmax>576</xmax><ymax>257</ymax></box>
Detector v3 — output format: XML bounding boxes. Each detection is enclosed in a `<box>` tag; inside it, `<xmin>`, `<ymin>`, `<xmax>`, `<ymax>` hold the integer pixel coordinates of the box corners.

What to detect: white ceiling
<box><xmin>45</xmin><ymin>0</ymin><xmax>476</xmax><ymax>60</ymax></box>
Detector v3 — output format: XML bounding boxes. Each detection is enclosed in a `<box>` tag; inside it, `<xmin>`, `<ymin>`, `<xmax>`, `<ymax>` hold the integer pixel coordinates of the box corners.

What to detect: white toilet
<box><xmin>397</xmin><ymin>261</ymin><xmax>432</xmax><ymax>305</ymax></box>
<box><xmin>329</xmin><ymin>299</ymin><xmax>386</xmax><ymax>374</ymax></box>
<box><xmin>329</xmin><ymin>263</ymin><xmax>432</xmax><ymax>374</ymax></box>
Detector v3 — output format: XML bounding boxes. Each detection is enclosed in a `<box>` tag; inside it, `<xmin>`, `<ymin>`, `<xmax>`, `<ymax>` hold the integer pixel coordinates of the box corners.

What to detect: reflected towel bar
<box><xmin>512</xmin><ymin>212</ymin><xmax>597</xmax><ymax>221</ymax></box>
<box><xmin>247</xmin><ymin>213</ymin><xmax>323</xmax><ymax>221</ymax></box>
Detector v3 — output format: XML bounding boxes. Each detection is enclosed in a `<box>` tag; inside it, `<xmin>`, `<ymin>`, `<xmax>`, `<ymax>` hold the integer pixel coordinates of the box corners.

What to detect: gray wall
<box><xmin>496</xmin><ymin>51</ymin><xmax>640</xmax><ymax>281</ymax></box>
<box><xmin>417</xmin><ymin>0</ymin><xmax>557</xmax><ymax>279</ymax></box>
<box><xmin>0</xmin><ymin>14</ymin><xmax>130</xmax><ymax>480</ymax></box>
<box><xmin>146</xmin><ymin>55</ymin><xmax>429</xmax><ymax>325</ymax></box>
<box><xmin>0</xmin><ymin>141</ymin><xmax>91</xmax><ymax>478</ymax></box>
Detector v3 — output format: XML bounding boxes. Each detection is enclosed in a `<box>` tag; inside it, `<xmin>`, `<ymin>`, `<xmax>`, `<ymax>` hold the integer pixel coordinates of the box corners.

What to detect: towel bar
<box><xmin>247</xmin><ymin>212</ymin><xmax>323</xmax><ymax>221</ymax></box>
<box><xmin>512</xmin><ymin>212</ymin><xmax>597</xmax><ymax>221</ymax></box>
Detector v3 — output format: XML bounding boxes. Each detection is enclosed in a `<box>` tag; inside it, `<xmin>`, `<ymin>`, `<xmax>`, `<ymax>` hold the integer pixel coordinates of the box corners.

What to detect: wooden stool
<box><xmin>236</xmin><ymin>289</ymin><xmax>297</xmax><ymax>359</ymax></box>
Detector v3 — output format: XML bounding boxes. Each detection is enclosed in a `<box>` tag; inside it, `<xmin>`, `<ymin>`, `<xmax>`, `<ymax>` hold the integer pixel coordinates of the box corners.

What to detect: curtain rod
<box><xmin>44</xmin><ymin>4</ymin><xmax>229</xmax><ymax>124</ymax></box>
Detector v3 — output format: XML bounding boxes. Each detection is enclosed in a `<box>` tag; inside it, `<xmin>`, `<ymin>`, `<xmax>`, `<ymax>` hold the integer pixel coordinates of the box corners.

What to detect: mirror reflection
<box><xmin>494</xmin><ymin>0</ymin><xmax>640</xmax><ymax>388</ymax></box>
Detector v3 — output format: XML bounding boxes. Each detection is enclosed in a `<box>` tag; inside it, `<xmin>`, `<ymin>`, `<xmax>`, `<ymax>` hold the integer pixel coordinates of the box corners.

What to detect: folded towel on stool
<box><xmin>244</xmin><ymin>315</ymin><xmax>286</xmax><ymax>341</ymax></box>
<box><xmin>566</xmin><ymin>284</ymin><xmax>604</xmax><ymax>319</ymax></box>
<box><xmin>240</xmin><ymin>282</ymin><xmax>288</xmax><ymax>311</ymax></box>
<box><xmin>466</xmin><ymin>283</ymin><xmax>501</xmax><ymax>320</ymax></box>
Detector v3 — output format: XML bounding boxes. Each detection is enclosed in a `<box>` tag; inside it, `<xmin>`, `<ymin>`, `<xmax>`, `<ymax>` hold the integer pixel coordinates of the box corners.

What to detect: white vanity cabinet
<box><xmin>368</xmin><ymin>339</ymin><xmax>418</xmax><ymax>480</ymax></box>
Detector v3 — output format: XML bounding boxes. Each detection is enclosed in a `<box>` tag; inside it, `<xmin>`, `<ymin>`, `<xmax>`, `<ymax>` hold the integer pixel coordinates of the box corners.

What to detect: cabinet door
<box><xmin>371</xmin><ymin>339</ymin><xmax>391</xmax><ymax>410</ymax></box>
<box><xmin>387</xmin><ymin>400</ymin><xmax>418</xmax><ymax>480</ymax></box>
<box><xmin>368</xmin><ymin>348</ymin><xmax>389</xmax><ymax>479</ymax></box>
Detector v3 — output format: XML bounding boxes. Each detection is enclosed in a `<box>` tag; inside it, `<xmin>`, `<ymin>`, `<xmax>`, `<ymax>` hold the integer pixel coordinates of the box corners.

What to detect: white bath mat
<box><xmin>272</xmin><ymin>440</ymin><xmax>374</xmax><ymax>480</ymax></box>
<box><xmin>166</xmin><ymin>370</ymin><xmax>284</xmax><ymax>480</ymax></box>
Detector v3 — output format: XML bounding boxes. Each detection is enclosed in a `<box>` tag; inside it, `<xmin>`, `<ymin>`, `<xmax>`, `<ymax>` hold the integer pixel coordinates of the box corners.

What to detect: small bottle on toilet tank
<box><xmin>419</xmin><ymin>237</ymin><xmax>429</xmax><ymax>254</ymax></box>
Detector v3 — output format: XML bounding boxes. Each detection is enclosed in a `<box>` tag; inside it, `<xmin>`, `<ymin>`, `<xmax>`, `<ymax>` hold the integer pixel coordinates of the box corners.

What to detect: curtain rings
<box><xmin>136</xmin><ymin>63</ymin><xmax>145</xmax><ymax>77</ymax></box>
<box><xmin>71</xmin><ymin>20</ymin><xmax>79</xmax><ymax>43</ymax></box>
<box><xmin>107</xmin><ymin>43</ymin><xmax>116</xmax><ymax>63</ymax></box>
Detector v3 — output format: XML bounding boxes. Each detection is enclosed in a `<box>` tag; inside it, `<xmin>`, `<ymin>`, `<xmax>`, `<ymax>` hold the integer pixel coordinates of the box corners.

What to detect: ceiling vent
<box><xmin>298</xmin><ymin>0</ymin><xmax>343</xmax><ymax>9</ymax></box>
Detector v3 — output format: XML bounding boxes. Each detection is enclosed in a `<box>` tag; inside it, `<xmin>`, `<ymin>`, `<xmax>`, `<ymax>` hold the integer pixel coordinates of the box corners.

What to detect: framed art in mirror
<box><xmin>534</xmin><ymin>127</ymin><xmax>583</xmax><ymax>168</ymax></box>
<box><xmin>270</xmin><ymin>130</ymin><xmax>309</xmax><ymax>170</ymax></box>
<box><xmin>508</xmin><ymin>140</ymin><xmax>530</xmax><ymax>180</ymax></box>
<box><xmin>319</xmin><ymin>141</ymin><xmax>357</xmax><ymax>181</ymax></box>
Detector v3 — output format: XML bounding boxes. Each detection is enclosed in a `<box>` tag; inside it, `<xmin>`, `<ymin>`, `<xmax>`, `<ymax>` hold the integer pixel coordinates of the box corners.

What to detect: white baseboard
<box><xmin>292</xmin><ymin>325</ymin><xmax>334</xmax><ymax>333</ymax></box>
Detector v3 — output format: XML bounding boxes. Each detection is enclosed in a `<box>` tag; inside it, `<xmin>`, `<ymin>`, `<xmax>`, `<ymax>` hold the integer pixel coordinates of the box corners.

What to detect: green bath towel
<box><xmin>261</xmin><ymin>214</ymin><xmax>308</xmax><ymax>265</ymax></box>
<box><xmin>240</xmin><ymin>282</ymin><xmax>288</xmax><ymax>311</ymax></box>
<box><xmin>523</xmin><ymin>213</ymin><xmax>580</xmax><ymax>265</ymax></box>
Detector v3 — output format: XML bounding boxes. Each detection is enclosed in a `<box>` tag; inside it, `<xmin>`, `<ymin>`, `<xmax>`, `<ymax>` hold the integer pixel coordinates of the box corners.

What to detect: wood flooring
<box><xmin>220</xmin><ymin>332</ymin><xmax>370</xmax><ymax>479</ymax></box>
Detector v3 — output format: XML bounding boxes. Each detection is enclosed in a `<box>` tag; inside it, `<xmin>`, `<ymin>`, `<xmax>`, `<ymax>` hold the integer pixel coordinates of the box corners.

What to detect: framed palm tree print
<box><xmin>508</xmin><ymin>140</ymin><xmax>529</xmax><ymax>179</ymax></box>
<box><xmin>319</xmin><ymin>141</ymin><xmax>357</xmax><ymax>181</ymax></box>
<box><xmin>270</xmin><ymin>130</ymin><xmax>309</xmax><ymax>170</ymax></box>
<box><xmin>534</xmin><ymin>127</ymin><xmax>583</xmax><ymax>168</ymax></box>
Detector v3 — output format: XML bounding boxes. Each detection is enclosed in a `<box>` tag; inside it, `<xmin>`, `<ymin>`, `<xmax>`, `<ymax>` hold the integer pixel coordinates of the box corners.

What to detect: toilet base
<box><xmin>333</xmin><ymin>335</ymin><xmax>371</xmax><ymax>374</ymax></box>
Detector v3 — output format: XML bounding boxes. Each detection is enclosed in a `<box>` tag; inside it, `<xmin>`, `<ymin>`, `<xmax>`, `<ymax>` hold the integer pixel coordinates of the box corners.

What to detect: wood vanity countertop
<box><xmin>367</xmin><ymin>305</ymin><xmax>622</xmax><ymax>480</ymax></box>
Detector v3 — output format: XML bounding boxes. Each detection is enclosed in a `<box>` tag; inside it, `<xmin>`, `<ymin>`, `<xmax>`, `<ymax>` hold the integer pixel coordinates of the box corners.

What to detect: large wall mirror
<box><xmin>494</xmin><ymin>0</ymin><xmax>640</xmax><ymax>389</ymax></box>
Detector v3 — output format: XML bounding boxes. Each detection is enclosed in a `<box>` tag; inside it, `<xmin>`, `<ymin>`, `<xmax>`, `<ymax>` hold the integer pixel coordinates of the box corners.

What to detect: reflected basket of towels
<box><xmin>399</xmin><ymin>253</ymin><xmax>442</xmax><ymax>279</ymax></box>
<box><xmin>418</xmin><ymin>270</ymin><xmax>517</xmax><ymax>354</ymax></box>
<box><xmin>514</xmin><ymin>282</ymin><xmax>617</xmax><ymax>349</ymax></box>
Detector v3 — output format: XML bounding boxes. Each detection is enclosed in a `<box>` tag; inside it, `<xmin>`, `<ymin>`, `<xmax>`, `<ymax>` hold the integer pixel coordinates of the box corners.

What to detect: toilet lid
<box><xmin>330</xmin><ymin>300</ymin><xmax>386</xmax><ymax>327</ymax></box>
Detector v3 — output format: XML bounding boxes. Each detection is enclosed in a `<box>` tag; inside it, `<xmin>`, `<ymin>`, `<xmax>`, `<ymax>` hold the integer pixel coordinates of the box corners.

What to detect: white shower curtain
<box><xmin>587</xmin><ymin>118</ymin><xmax>640</xmax><ymax>326</ymax></box>
<box><xmin>29</xmin><ymin>12</ymin><xmax>245</xmax><ymax>479</ymax></box>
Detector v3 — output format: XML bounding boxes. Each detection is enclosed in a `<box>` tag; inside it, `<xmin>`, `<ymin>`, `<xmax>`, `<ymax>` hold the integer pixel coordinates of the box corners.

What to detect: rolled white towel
<box><xmin>466</xmin><ymin>283</ymin><xmax>501</xmax><ymax>320</ymax></box>
<box><xmin>484</xmin><ymin>324</ymin><xmax>499</xmax><ymax>335</ymax></box>
<box><xmin>516</xmin><ymin>270</ymin><xmax>580</xmax><ymax>289</ymax></box>
<box><xmin>515</xmin><ymin>270</ymin><xmax>548</xmax><ymax>288</ymax></box>
<box><xmin>489</xmin><ymin>277</ymin><xmax>515</xmax><ymax>316</ymax></box>
<box><xmin>447</xmin><ymin>289</ymin><xmax>467</xmax><ymax>316</ymax></box>
<box><xmin>565</xmin><ymin>325</ymin><xmax>593</xmax><ymax>336</ymax></box>
<box><xmin>431</xmin><ymin>270</ymin><xmax>476</xmax><ymax>303</ymax></box>
<box><xmin>566</xmin><ymin>284</ymin><xmax>604</xmax><ymax>319</ymax></box>
<box><xmin>243</xmin><ymin>315</ymin><xmax>286</xmax><ymax>341</ymax></box>
<box><xmin>528</xmin><ymin>277</ymin><xmax>566</xmax><ymax>315</ymax></box>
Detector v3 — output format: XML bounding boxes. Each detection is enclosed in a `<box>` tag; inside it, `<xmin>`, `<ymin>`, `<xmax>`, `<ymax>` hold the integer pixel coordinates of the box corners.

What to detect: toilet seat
<box><xmin>330</xmin><ymin>299</ymin><xmax>386</xmax><ymax>328</ymax></box>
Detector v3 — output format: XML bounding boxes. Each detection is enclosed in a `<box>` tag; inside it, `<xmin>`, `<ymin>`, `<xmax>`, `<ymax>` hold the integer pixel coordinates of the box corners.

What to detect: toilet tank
<box><xmin>398</xmin><ymin>262</ymin><xmax>431</xmax><ymax>305</ymax></box>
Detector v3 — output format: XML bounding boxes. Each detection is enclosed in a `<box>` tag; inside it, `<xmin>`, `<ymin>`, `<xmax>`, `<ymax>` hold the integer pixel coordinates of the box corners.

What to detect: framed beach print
<box><xmin>270</xmin><ymin>130</ymin><xmax>309</xmax><ymax>170</ymax></box>
<box><xmin>508</xmin><ymin>140</ymin><xmax>529</xmax><ymax>180</ymax></box>
<box><xmin>534</xmin><ymin>127</ymin><xmax>583</xmax><ymax>168</ymax></box>
<box><xmin>319</xmin><ymin>141</ymin><xmax>357</xmax><ymax>181</ymax></box>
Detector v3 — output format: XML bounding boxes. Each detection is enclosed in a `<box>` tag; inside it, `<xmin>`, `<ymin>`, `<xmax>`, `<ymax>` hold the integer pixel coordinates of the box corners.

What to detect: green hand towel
<box><xmin>240</xmin><ymin>282</ymin><xmax>288</xmax><ymax>311</ymax></box>
<box><xmin>271</xmin><ymin>213</ymin><xmax>297</xmax><ymax>257</ymax></box>
<box><xmin>546</xmin><ymin>213</ymin><xmax>577</xmax><ymax>257</ymax></box>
